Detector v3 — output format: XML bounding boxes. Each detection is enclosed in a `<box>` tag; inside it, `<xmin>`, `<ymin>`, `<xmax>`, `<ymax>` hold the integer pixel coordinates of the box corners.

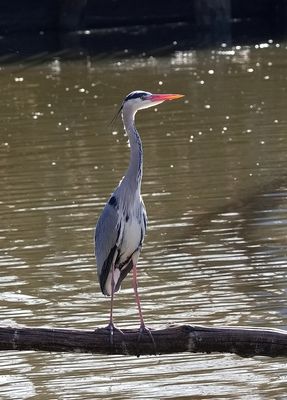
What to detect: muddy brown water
<box><xmin>1</xmin><ymin>42</ymin><xmax>287</xmax><ymax>399</ymax></box>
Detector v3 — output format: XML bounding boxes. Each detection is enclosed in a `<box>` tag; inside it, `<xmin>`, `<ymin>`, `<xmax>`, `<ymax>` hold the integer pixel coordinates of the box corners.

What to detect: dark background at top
<box><xmin>0</xmin><ymin>0</ymin><xmax>286</xmax><ymax>61</ymax></box>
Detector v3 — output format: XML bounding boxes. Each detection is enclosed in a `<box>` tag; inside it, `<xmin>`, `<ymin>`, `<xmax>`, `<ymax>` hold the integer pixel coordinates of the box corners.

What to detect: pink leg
<box><xmin>106</xmin><ymin>265</ymin><xmax>125</xmax><ymax>347</ymax></box>
<box><xmin>132</xmin><ymin>263</ymin><xmax>156</xmax><ymax>355</ymax></box>
<box><xmin>109</xmin><ymin>264</ymin><xmax>115</xmax><ymax>327</ymax></box>
<box><xmin>132</xmin><ymin>263</ymin><xmax>145</xmax><ymax>328</ymax></box>
<box><xmin>107</xmin><ymin>265</ymin><xmax>119</xmax><ymax>344</ymax></box>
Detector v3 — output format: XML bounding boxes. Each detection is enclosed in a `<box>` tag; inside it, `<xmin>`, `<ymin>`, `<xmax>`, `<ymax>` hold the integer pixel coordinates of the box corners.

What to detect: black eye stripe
<box><xmin>125</xmin><ymin>92</ymin><xmax>144</xmax><ymax>101</ymax></box>
<box><xmin>124</xmin><ymin>91</ymin><xmax>151</xmax><ymax>102</ymax></box>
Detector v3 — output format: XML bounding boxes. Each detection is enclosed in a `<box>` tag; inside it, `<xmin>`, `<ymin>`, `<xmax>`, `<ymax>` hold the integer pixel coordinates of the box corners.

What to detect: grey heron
<box><xmin>95</xmin><ymin>90</ymin><xmax>184</xmax><ymax>340</ymax></box>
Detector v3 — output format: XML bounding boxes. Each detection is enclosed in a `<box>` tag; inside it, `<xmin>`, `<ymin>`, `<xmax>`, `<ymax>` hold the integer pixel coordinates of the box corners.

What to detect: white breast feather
<box><xmin>120</xmin><ymin>216</ymin><xmax>142</xmax><ymax>261</ymax></box>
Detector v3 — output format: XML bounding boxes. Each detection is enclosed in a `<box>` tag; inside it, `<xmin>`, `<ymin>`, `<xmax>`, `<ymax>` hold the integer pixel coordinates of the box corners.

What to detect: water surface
<box><xmin>1</xmin><ymin>42</ymin><xmax>287</xmax><ymax>399</ymax></box>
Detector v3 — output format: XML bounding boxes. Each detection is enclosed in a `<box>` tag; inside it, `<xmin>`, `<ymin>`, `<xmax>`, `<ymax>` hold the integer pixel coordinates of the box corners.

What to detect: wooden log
<box><xmin>0</xmin><ymin>325</ymin><xmax>286</xmax><ymax>358</ymax></box>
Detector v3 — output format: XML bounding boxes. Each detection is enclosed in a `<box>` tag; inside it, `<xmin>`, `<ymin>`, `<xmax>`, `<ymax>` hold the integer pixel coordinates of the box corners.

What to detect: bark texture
<box><xmin>0</xmin><ymin>325</ymin><xmax>286</xmax><ymax>358</ymax></box>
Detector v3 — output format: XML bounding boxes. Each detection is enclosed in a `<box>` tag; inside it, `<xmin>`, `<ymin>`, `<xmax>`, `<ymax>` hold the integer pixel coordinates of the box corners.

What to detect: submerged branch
<box><xmin>0</xmin><ymin>325</ymin><xmax>286</xmax><ymax>358</ymax></box>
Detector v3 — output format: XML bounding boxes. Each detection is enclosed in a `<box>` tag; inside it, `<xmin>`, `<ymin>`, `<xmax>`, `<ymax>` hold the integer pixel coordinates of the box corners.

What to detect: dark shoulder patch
<box><xmin>125</xmin><ymin>214</ymin><xmax>129</xmax><ymax>222</ymax></box>
<box><xmin>108</xmin><ymin>196</ymin><xmax>117</xmax><ymax>208</ymax></box>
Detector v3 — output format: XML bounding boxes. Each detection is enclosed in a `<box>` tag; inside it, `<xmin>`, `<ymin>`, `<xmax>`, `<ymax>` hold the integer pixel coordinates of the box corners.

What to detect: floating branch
<box><xmin>0</xmin><ymin>325</ymin><xmax>286</xmax><ymax>358</ymax></box>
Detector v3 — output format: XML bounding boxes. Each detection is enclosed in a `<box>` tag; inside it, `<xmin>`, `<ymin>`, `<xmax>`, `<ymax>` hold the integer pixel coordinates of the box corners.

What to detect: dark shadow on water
<box><xmin>192</xmin><ymin>177</ymin><xmax>287</xmax><ymax>229</ymax></box>
<box><xmin>0</xmin><ymin>18</ymin><xmax>286</xmax><ymax>65</ymax></box>
<box><xmin>183</xmin><ymin>177</ymin><xmax>287</xmax><ymax>269</ymax></box>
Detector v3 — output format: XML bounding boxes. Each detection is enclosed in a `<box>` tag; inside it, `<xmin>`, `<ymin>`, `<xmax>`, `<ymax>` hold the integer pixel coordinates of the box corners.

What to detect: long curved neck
<box><xmin>122</xmin><ymin>108</ymin><xmax>143</xmax><ymax>193</ymax></box>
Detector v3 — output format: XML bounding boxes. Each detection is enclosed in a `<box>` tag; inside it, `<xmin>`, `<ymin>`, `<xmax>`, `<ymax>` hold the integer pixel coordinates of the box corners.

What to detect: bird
<box><xmin>95</xmin><ymin>90</ymin><xmax>184</xmax><ymax>341</ymax></box>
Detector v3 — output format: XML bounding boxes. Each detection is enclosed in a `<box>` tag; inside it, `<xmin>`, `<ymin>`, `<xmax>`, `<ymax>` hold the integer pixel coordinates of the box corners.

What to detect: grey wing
<box><xmin>95</xmin><ymin>201</ymin><xmax>121</xmax><ymax>290</ymax></box>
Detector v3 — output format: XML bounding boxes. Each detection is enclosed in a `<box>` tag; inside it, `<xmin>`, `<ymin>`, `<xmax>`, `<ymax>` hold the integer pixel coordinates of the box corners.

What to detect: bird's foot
<box><xmin>103</xmin><ymin>322</ymin><xmax>126</xmax><ymax>350</ymax></box>
<box><xmin>137</xmin><ymin>324</ymin><xmax>157</xmax><ymax>357</ymax></box>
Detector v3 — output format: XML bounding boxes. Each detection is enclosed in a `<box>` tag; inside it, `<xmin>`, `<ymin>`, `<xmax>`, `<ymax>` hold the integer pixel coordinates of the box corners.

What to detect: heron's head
<box><xmin>121</xmin><ymin>90</ymin><xmax>184</xmax><ymax>115</ymax></box>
